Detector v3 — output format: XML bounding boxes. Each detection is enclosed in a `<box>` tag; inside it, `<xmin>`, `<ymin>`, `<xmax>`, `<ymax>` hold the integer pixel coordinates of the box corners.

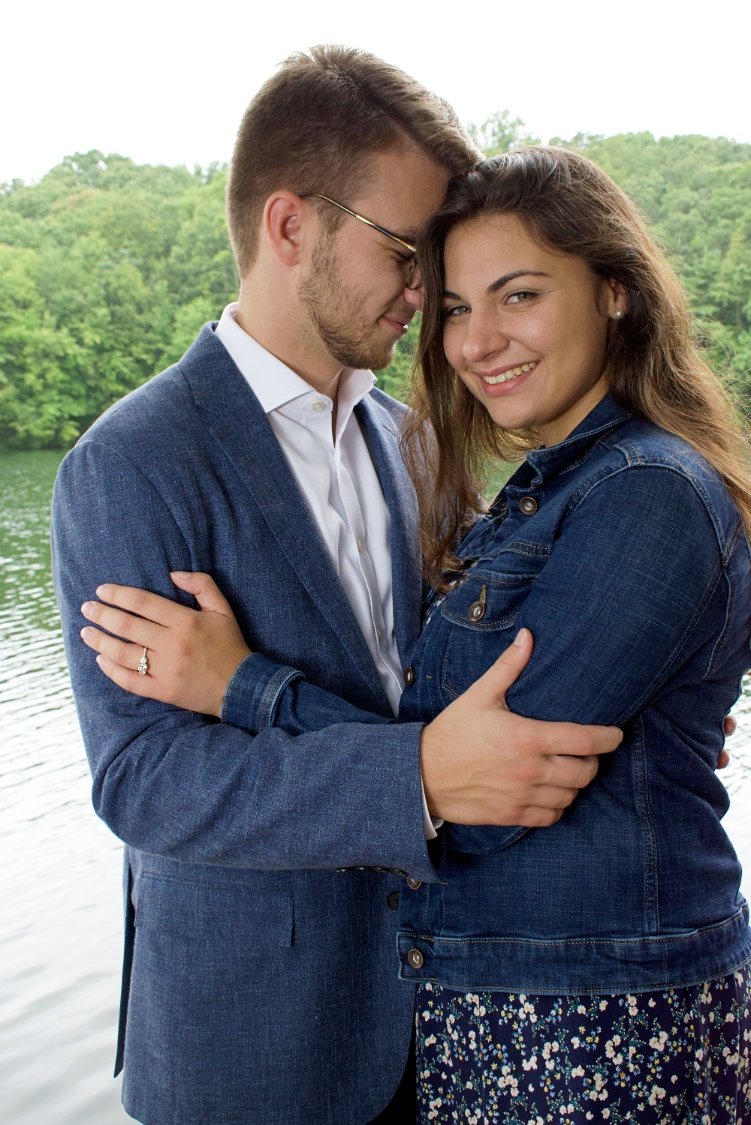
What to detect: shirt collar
<box><xmin>214</xmin><ymin>302</ymin><xmax>375</xmax><ymax>418</ymax></box>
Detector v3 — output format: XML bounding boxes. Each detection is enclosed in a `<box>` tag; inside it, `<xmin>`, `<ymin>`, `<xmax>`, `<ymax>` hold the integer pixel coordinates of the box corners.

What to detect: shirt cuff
<box><xmin>421</xmin><ymin>780</ymin><xmax>443</xmax><ymax>840</ymax></box>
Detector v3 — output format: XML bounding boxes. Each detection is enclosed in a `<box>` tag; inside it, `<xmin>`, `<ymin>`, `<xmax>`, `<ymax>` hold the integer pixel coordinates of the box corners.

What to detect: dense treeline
<box><xmin>1</xmin><ymin>120</ymin><xmax>749</xmax><ymax>451</ymax></box>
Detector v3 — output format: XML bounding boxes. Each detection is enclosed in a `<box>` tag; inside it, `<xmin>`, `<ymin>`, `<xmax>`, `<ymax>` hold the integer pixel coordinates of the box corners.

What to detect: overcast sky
<box><xmin>4</xmin><ymin>0</ymin><xmax>749</xmax><ymax>185</ymax></box>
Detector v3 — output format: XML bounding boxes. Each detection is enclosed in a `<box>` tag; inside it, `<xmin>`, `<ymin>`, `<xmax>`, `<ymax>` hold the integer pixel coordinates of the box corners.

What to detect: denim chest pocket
<box><xmin>435</xmin><ymin>566</ymin><xmax>541</xmax><ymax>856</ymax></box>
<box><xmin>439</xmin><ymin>566</ymin><xmax>539</xmax><ymax>700</ymax></box>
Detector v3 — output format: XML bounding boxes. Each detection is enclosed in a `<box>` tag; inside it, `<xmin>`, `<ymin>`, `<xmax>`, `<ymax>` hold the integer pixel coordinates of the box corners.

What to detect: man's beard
<box><xmin>298</xmin><ymin>236</ymin><xmax>398</xmax><ymax>372</ymax></box>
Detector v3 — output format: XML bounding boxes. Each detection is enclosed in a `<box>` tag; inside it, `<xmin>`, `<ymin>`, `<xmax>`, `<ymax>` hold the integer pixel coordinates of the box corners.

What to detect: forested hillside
<box><xmin>1</xmin><ymin>124</ymin><xmax>749</xmax><ymax>450</ymax></box>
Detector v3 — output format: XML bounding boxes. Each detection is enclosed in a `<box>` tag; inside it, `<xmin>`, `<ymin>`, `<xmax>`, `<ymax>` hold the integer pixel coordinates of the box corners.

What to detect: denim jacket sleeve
<box><xmin>504</xmin><ymin>462</ymin><xmax>737</xmax><ymax>726</ymax></box>
<box><xmin>52</xmin><ymin>439</ymin><xmax>433</xmax><ymax>879</ymax></box>
<box><xmin>223</xmin><ymin>652</ymin><xmax>396</xmax><ymax>734</ymax></box>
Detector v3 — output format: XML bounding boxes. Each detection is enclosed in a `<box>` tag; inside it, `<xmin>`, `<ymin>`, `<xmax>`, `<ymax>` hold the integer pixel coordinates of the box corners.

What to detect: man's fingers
<box><xmin>469</xmin><ymin>628</ymin><xmax>534</xmax><ymax>704</ymax></box>
<box><xmin>546</xmin><ymin>753</ymin><xmax>599</xmax><ymax>790</ymax></box>
<box><xmin>170</xmin><ymin>571</ymin><xmax>233</xmax><ymax>616</ymax></box>
<box><xmin>540</xmin><ymin>720</ymin><xmax>623</xmax><ymax>758</ymax></box>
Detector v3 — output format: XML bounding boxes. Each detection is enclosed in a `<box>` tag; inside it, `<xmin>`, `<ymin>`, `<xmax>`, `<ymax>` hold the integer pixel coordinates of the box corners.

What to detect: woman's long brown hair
<box><xmin>402</xmin><ymin>146</ymin><xmax>751</xmax><ymax>589</ymax></box>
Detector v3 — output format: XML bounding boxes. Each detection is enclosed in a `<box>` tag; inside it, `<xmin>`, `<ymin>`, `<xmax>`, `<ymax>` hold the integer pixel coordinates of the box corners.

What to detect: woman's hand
<box><xmin>80</xmin><ymin>572</ymin><xmax>252</xmax><ymax>717</ymax></box>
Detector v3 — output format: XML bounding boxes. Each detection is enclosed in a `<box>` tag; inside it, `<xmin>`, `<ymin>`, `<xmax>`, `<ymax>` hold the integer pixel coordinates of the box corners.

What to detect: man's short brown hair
<box><xmin>226</xmin><ymin>44</ymin><xmax>479</xmax><ymax>276</ymax></box>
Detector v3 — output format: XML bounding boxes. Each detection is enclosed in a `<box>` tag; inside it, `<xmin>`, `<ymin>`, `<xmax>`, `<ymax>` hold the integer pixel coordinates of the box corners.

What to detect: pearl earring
<box><xmin>613</xmin><ymin>310</ymin><xmax>624</xmax><ymax>320</ymax></box>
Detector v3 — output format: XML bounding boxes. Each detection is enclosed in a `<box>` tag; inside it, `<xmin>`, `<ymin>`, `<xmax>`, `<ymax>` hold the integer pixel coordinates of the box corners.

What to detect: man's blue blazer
<box><xmin>52</xmin><ymin>326</ymin><xmax>437</xmax><ymax>1124</ymax></box>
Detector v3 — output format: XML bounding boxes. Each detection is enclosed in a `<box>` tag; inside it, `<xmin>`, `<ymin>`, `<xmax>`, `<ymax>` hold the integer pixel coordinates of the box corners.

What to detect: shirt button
<box><xmin>386</xmin><ymin>891</ymin><xmax>400</xmax><ymax>911</ymax></box>
<box><xmin>519</xmin><ymin>495</ymin><xmax>538</xmax><ymax>515</ymax></box>
<box><xmin>356</xmin><ymin>537</ymin><xmax>365</xmax><ymax>552</ymax></box>
<box><xmin>404</xmin><ymin>666</ymin><xmax>415</xmax><ymax>686</ymax></box>
<box><xmin>311</xmin><ymin>400</ymin><xmax>327</xmax><ymax>412</ymax></box>
<box><xmin>406</xmin><ymin>948</ymin><xmax>424</xmax><ymax>969</ymax></box>
<box><xmin>405</xmin><ymin>877</ymin><xmax>422</xmax><ymax>890</ymax></box>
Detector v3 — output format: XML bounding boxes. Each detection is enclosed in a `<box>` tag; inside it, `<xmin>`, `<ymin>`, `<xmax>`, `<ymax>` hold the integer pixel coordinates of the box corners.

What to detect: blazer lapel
<box><xmin>357</xmin><ymin>395</ymin><xmax>423</xmax><ymax>666</ymax></box>
<box><xmin>181</xmin><ymin>329</ymin><xmax>392</xmax><ymax>710</ymax></box>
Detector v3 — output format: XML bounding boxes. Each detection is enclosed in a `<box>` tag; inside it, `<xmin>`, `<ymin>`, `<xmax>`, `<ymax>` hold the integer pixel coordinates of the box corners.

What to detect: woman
<box><xmin>82</xmin><ymin>148</ymin><xmax>751</xmax><ymax>1122</ymax></box>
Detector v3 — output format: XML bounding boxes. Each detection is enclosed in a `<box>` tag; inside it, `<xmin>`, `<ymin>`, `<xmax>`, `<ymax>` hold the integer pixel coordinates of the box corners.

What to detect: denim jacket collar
<box><xmin>518</xmin><ymin>393</ymin><xmax>632</xmax><ymax>488</ymax></box>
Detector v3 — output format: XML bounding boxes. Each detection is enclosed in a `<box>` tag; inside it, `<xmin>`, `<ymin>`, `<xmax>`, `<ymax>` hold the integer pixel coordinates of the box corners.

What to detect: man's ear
<box><xmin>262</xmin><ymin>191</ymin><xmax>309</xmax><ymax>267</ymax></box>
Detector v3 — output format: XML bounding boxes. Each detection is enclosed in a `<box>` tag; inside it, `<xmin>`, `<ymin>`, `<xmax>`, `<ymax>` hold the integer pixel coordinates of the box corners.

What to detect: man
<box><xmin>52</xmin><ymin>47</ymin><xmax>621</xmax><ymax>1124</ymax></box>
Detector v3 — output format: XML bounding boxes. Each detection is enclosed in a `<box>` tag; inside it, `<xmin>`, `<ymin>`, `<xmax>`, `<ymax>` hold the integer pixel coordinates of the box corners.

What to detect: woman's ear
<box><xmin>602</xmin><ymin>277</ymin><xmax>629</xmax><ymax>320</ymax></box>
<box><xmin>262</xmin><ymin>191</ymin><xmax>308</xmax><ymax>267</ymax></box>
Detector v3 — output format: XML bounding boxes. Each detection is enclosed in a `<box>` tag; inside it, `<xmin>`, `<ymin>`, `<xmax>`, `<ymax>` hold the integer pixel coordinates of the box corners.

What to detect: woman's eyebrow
<box><xmin>487</xmin><ymin>269</ymin><xmax>550</xmax><ymax>294</ymax></box>
<box><xmin>443</xmin><ymin>269</ymin><xmax>551</xmax><ymax>301</ymax></box>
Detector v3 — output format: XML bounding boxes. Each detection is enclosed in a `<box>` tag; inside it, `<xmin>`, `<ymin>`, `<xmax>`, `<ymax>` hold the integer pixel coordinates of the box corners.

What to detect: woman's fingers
<box><xmin>170</xmin><ymin>572</ymin><xmax>234</xmax><ymax>615</ymax></box>
<box><xmin>80</xmin><ymin>599</ymin><xmax>158</xmax><ymax>647</ymax></box>
<box><xmin>80</xmin><ymin>598</ymin><xmax>164</xmax><ymax>647</ymax></box>
<box><xmin>94</xmin><ymin>654</ymin><xmax>172</xmax><ymax>703</ymax></box>
<box><xmin>93</xmin><ymin>583</ymin><xmax>184</xmax><ymax>626</ymax></box>
<box><xmin>80</xmin><ymin>625</ymin><xmax>148</xmax><ymax>672</ymax></box>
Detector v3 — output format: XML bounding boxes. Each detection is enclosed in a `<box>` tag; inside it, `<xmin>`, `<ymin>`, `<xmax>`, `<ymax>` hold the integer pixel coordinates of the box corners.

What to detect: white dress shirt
<box><xmin>215</xmin><ymin>303</ymin><xmax>404</xmax><ymax>712</ymax></box>
<box><xmin>215</xmin><ymin>305</ymin><xmax>438</xmax><ymax>839</ymax></box>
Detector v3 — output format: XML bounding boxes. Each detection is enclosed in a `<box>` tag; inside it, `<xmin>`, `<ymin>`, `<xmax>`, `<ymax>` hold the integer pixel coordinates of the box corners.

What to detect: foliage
<box><xmin>1</xmin><ymin>131</ymin><xmax>750</xmax><ymax>450</ymax></box>
<box><xmin>0</xmin><ymin>152</ymin><xmax>236</xmax><ymax>449</ymax></box>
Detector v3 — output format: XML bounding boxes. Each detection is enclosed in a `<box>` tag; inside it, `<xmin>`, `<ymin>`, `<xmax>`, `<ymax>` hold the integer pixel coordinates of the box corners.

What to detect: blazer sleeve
<box><xmin>52</xmin><ymin>438</ymin><xmax>436</xmax><ymax>880</ymax></box>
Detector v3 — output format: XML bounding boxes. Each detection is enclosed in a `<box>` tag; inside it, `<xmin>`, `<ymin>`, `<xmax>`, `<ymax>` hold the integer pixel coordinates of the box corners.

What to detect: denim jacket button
<box><xmin>404</xmin><ymin>666</ymin><xmax>415</xmax><ymax>686</ymax></box>
<box><xmin>386</xmin><ymin>891</ymin><xmax>400</xmax><ymax>910</ymax></box>
<box><xmin>407</xmin><ymin>947</ymin><xmax>424</xmax><ymax>969</ymax></box>
<box><xmin>519</xmin><ymin>495</ymin><xmax>538</xmax><ymax>515</ymax></box>
<box><xmin>405</xmin><ymin>877</ymin><xmax>422</xmax><ymax>890</ymax></box>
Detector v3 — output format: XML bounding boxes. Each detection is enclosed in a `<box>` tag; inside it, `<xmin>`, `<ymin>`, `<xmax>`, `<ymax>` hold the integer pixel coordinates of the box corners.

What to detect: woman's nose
<box><xmin>462</xmin><ymin>316</ymin><xmax>509</xmax><ymax>361</ymax></box>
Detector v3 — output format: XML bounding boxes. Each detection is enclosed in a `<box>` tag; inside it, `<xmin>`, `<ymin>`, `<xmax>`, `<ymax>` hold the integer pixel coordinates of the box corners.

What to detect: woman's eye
<box><xmin>442</xmin><ymin>304</ymin><xmax>470</xmax><ymax>319</ymax></box>
<box><xmin>506</xmin><ymin>290</ymin><xmax>537</xmax><ymax>305</ymax></box>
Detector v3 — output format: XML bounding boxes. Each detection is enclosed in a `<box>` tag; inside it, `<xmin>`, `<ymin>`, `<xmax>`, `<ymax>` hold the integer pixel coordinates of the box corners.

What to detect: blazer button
<box><xmin>406</xmin><ymin>948</ymin><xmax>424</xmax><ymax>969</ymax></box>
<box><xmin>386</xmin><ymin>891</ymin><xmax>400</xmax><ymax>910</ymax></box>
<box><xmin>404</xmin><ymin>666</ymin><xmax>415</xmax><ymax>686</ymax></box>
<box><xmin>519</xmin><ymin>496</ymin><xmax>538</xmax><ymax>515</ymax></box>
<box><xmin>405</xmin><ymin>877</ymin><xmax>422</xmax><ymax>890</ymax></box>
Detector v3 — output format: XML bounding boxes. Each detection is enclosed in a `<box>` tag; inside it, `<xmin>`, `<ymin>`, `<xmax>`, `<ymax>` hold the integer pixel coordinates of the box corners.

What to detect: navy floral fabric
<box><xmin>415</xmin><ymin>969</ymin><xmax>751</xmax><ymax>1123</ymax></box>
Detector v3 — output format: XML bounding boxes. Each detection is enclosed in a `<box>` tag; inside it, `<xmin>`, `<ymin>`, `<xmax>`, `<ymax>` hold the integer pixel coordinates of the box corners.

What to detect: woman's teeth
<box><xmin>482</xmin><ymin>361</ymin><xmax>537</xmax><ymax>385</ymax></box>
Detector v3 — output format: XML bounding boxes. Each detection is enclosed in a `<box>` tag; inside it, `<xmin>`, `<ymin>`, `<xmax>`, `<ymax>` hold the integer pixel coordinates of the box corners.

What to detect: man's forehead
<box><xmin>350</xmin><ymin>146</ymin><xmax>450</xmax><ymax>235</ymax></box>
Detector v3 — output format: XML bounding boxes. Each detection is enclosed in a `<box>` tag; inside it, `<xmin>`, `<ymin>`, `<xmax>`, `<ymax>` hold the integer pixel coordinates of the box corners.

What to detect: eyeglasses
<box><xmin>307</xmin><ymin>193</ymin><xmax>420</xmax><ymax>288</ymax></box>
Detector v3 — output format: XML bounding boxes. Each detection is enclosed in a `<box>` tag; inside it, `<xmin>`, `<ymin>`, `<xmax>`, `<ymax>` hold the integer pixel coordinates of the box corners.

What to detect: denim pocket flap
<box><xmin>440</xmin><ymin>570</ymin><xmax>535</xmax><ymax>632</ymax></box>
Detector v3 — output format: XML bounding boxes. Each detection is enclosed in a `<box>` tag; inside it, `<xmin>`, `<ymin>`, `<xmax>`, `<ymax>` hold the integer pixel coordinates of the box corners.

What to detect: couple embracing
<box><xmin>54</xmin><ymin>45</ymin><xmax>751</xmax><ymax>1124</ymax></box>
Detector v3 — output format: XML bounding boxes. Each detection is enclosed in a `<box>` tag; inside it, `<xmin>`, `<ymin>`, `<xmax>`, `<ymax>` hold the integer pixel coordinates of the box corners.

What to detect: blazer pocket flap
<box><xmin>134</xmin><ymin>872</ymin><xmax>293</xmax><ymax>949</ymax></box>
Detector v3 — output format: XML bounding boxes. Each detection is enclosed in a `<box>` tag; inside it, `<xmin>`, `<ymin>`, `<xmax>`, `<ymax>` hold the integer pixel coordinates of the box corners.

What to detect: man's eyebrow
<box><xmin>443</xmin><ymin>269</ymin><xmax>550</xmax><ymax>300</ymax></box>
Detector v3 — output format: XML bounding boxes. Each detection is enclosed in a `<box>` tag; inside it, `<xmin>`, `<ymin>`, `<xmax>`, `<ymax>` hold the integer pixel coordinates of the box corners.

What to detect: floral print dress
<box><xmin>416</xmin><ymin>969</ymin><xmax>751</xmax><ymax>1123</ymax></box>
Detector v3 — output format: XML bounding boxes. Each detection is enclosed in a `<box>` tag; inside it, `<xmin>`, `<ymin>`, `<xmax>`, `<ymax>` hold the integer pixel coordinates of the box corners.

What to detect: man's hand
<box><xmin>420</xmin><ymin>628</ymin><xmax>622</xmax><ymax>827</ymax></box>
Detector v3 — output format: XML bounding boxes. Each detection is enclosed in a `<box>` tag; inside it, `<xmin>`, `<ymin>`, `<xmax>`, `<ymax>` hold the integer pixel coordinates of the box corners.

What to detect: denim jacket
<box><xmin>223</xmin><ymin>395</ymin><xmax>751</xmax><ymax>994</ymax></box>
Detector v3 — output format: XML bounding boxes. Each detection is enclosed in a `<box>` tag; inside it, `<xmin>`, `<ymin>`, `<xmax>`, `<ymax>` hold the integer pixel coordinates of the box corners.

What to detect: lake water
<box><xmin>1</xmin><ymin>449</ymin><xmax>750</xmax><ymax>1124</ymax></box>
